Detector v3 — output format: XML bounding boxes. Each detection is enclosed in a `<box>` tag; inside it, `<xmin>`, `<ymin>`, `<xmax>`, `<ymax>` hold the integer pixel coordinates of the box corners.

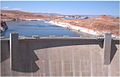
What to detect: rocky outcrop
<box><xmin>0</xmin><ymin>21</ymin><xmax>8</xmax><ymax>33</ymax></box>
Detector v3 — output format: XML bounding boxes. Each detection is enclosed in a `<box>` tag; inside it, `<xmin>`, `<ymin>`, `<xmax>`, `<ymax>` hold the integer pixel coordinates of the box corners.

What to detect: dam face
<box><xmin>1</xmin><ymin>36</ymin><xmax>120</xmax><ymax>76</ymax></box>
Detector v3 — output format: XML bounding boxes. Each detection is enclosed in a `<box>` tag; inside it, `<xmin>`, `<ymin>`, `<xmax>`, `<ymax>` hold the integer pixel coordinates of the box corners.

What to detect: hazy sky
<box><xmin>1</xmin><ymin>1</ymin><xmax>119</xmax><ymax>16</ymax></box>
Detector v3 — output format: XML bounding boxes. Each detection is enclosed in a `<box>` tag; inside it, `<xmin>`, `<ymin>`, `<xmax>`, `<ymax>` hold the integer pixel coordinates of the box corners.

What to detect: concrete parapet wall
<box><xmin>1</xmin><ymin>37</ymin><xmax>120</xmax><ymax>76</ymax></box>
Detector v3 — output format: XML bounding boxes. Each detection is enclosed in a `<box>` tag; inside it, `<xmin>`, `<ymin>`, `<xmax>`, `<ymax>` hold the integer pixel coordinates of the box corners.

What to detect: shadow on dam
<box><xmin>1</xmin><ymin>38</ymin><xmax>120</xmax><ymax>73</ymax></box>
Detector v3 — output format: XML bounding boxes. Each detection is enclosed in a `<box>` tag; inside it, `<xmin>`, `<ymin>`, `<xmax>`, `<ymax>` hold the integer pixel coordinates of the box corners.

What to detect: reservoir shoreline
<box><xmin>1</xmin><ymin>20</ymin><xmax>82</xmax><ymax>38</ymax></box>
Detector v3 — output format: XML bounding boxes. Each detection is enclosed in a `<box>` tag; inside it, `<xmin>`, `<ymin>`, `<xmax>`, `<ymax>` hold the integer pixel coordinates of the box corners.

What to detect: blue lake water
<box><xmin>3</xmin><ymin>21</ymin><xmax>80</xmax><ymax>37</ymax></box>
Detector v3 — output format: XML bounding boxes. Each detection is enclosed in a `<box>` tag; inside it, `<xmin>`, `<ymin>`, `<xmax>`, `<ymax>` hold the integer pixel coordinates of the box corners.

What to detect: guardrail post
<box><xmin>104</xmin><ymin>33</ymin><xmax>112</xmax><ymax>65</ymax></box>
<box><xmin>10</xmin><ymin>33</ymin><xmax>19</xmax><ymax>69</ymax></box>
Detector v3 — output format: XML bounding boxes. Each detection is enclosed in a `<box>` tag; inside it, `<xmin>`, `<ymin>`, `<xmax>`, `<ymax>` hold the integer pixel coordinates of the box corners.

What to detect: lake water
<box><xmin>2</xmin><ymin>21</ymin><xmax>81</xmax><ymax>37</ymax></box>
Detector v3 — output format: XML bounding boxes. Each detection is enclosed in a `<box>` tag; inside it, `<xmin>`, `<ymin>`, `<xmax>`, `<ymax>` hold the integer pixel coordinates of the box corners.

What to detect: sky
<box><xmin>1</xmin><ymin>1</ymin><xmax>119</xmax><ymax>16</ymax></box>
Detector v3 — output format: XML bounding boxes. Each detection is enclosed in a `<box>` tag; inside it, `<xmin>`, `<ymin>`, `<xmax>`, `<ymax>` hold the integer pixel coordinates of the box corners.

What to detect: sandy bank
<box><xmin>48</xmin><ymin>21</ymin><xmax>100</xmax><ymax>36</ymax></box>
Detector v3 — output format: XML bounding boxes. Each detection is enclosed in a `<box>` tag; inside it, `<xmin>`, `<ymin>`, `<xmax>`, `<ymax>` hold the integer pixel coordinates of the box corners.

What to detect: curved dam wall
<box><xmin>1</xmin><ymin>37</ymin><xmax>120</xmax><ymax>76</ymax></box>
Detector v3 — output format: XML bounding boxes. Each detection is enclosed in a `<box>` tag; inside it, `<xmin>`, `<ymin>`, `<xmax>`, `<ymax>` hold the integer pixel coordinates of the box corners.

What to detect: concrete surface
<box><xmin>0</xmin><ymin>38</ymin><xmax>120</xmax><ymax>76</ymax></box>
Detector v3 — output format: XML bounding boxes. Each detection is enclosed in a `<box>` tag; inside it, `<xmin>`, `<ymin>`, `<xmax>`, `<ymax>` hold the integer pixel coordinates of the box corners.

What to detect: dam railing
<box><xmin>10</xmin><ymin>33</ymin><xmax>117</xmax><ymax>65</ymax></box>
<box><xmin>1</xmin><ymin>33</ymin><xmax>120</xmax><ymax>76</ymax></box>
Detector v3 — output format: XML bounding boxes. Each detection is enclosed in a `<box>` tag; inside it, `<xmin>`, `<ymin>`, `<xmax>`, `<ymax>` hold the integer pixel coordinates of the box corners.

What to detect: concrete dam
<box><xmin>1</xmin><ymin>33</ymin><xmax>120</xmax><ymax>76</ymax></box>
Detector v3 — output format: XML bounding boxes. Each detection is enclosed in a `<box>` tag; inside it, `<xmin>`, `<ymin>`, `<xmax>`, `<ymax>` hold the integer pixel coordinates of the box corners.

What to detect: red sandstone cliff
<box><xmin>1</xmin><ymin>10</ymin><xmax>59</xmax><ymax>21</ymax></box>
